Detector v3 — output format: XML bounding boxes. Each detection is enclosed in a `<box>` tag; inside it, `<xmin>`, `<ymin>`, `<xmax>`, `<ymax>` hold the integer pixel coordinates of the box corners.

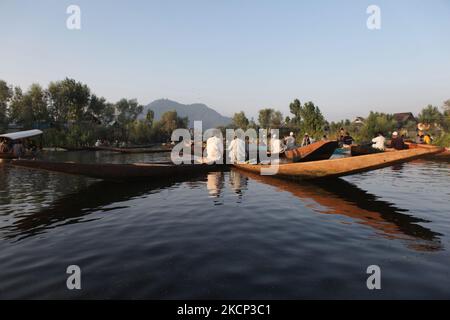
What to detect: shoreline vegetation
<box><xmin>1</xmin><ymin>78</ymin><xmax>449</xmax><ymax>148</ymax></box>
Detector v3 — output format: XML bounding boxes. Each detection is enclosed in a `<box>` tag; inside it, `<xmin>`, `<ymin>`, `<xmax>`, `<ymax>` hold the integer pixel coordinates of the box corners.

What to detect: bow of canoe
<box><xmin>233</xmin><ymin>145</ymin><xmax>445</xmax><ymax>180</ymax></box>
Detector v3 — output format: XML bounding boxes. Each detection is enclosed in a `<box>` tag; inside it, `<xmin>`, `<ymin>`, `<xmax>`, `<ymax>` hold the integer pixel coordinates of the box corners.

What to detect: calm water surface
<box><xmin>0</xmin><ymin>151</ymin><xmax>449</xmax><ymax>299</ymax></box>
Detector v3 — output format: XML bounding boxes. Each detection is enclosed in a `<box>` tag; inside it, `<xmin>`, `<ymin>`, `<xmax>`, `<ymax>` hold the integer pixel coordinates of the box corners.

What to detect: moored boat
<box><xmin>233</xmin><ymin>145</ymin><xmax>444</xmax><ymax>180</ymax></box>
<box><xmin>284</xmin><ymin>140</ymin><xmax>338</xmax><ymax>162</ymax></box>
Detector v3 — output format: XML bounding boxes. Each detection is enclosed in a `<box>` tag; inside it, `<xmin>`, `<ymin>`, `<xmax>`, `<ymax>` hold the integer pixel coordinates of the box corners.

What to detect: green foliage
<box><xmin>357</xmin><ymin>112</ymin><xmax>397</xmax><ymax>142</ymax></box>
<box><xmin>47</xmin><ymin>78</ymin><xmax>91</xmax><ymax>125</ymax></box>
<box><xmin>258</xmin><ymin>108</ymin><xmax>283</xmax><ymax>130</ymax></box>
<box><xmin>418</xmin><ymin>105</ymin><xmax>444</xmax><ymax>127</ymax></box>
<box><xmin>287</xmin><ymin>99</ymin><xmax>325</xmax><ymax>138</ymax></box>
<box><xmin>231</xmin><ymin>111</ymin><xmax>249</xmax><ymax>129</ymax></box>
<box><xmin>0</xmin><ymin>80</ymin><xmax>12</xmax><ymax>131</ymax></box>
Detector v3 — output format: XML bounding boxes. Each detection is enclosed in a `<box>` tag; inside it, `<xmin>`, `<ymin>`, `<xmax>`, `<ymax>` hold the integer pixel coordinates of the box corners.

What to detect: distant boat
<box><xmin>0</xmin><ymin>129</ymin><xmax>43</xmax><ymax>161</ymax></box>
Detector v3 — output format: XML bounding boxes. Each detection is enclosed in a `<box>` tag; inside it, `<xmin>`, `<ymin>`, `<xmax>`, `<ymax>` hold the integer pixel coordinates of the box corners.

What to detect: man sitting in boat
<box><xmin>390</xmin><ymin>131</ymin><xmax>406</xmax><ymax>150</ymax></box>
<box><xmin>284</xmin><ymin>132</ymin><xmax>296</xmax><ymax>150</ymax></box>
<box><xmin>342</xmin><ymin>132</ymin><xmax>354</xmax><ymax>147</ymax></box>
<box><xmin>0</xmin><ymin>138</ymin><xmax>10</xmax><ymax>153</ymax></box>
<box><xmin>205</xmin><ymin>134</ymin><xmax>224</xmax><ymax>163</ymax></box>
<box><xmin>301</xmin><ymin>133</ymin><xmax>311</xmax><ymax>147</ymax></box>
<box><xmin>12</xmin><ymin>140</ymin><xmax>25</xmax><ymax>159</ymax></box>
<box><xmin>371</xmin><ymin>132</ymin><xmax>386</xmax><ymax>151</ymax></box>
<box><xmin>228</xmin><ymin>135</ymin><xmax>246</xmax><ymax>163</ymax></box>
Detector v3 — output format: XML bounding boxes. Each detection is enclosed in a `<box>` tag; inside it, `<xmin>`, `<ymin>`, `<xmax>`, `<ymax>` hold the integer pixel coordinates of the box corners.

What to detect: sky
<box><xmin>1</xmin><ymin>0</ymin><xmax>449</xmax><ymax>121</ymax></box>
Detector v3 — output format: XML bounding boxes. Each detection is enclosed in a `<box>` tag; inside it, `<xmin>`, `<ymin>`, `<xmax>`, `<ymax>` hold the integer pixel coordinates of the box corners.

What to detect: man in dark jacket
<box><xmin>390</xmin><ymin>131</ymin><xmax>405</xmax><ymax>150</ymax></box>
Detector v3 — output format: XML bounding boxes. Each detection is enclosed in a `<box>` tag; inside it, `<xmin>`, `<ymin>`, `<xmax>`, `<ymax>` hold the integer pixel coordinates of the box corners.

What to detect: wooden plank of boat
<box><xmin>284</xmin><ymin>140</ymin><xmax>338</xmax><ymax>162</ymax></box>
<box><xmin>9</xmin><ymin>159</ymin><xmax>228</xmax><ymax>181</ymax></box>
<box><xmin>233</xmin><ymin>145</ymin><xmax>444</xmax><ymax>180</ymax></box>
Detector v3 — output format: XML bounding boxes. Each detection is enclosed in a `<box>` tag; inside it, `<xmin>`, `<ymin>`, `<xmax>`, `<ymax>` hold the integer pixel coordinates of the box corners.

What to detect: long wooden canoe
<box><xmin>233</xmin><ymin>145</ymin><xmax>444</xmax><ymax>180</ymax></box>
<box><xmin>10</xmin><ymin>160</ymin><xmax>228</xmax><ymax>181</ymax></box>
<box><xmin>284</xmin><ymin>140</ymin><xmax>338</xmax><ymax>162</ymax></box>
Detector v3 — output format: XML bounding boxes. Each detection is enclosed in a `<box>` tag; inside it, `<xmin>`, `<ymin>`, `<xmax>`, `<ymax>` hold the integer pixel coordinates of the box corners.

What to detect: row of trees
<box><xmin>229</xmin><ymin>99</ymin><xmax>450</xmax><ymax>146</ymax></box>
<box><xmin>0</xmin><ymin>78</ymin><xmax>188</xmax><ymax>147</ymax></box>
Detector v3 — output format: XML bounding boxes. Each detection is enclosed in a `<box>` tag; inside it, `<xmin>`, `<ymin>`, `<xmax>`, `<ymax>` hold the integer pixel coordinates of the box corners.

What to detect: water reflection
<box><xmin>0</xmin><ymin>175</ymin><xmax>204</xmax><ymax>241</ymax></box>
<box><xmin>1</xmin><ymin>166</ymin><xmax>443</xmax><ymax>252</ymax></box>
<box><xmin>232</xmin><ymin>169</ymin><xmax>442</xmax><ymax>252</ymax></box>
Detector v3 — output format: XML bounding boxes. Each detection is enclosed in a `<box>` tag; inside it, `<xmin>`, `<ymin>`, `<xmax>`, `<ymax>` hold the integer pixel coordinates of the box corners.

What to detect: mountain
<box><xmin>141</xmin><ymin>99</ymin><xmax>231</xmax><ymax>129</ymax></box>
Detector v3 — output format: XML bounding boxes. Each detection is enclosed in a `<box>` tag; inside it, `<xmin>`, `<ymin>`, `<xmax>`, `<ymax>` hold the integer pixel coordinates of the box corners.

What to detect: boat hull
<box><xmin>233</xmin><ymin>145</ymin><xmax>444</xmax><ymax>180</ymax></box>
<box><xmin>10</xmin><ymin>160</ymin><xmax>229</xmax><ymax>181</ymax></box>
<box><xmin>284</xmin><ymin>140</ymin><xmax>338</xmax><ymax>162</ymax></box>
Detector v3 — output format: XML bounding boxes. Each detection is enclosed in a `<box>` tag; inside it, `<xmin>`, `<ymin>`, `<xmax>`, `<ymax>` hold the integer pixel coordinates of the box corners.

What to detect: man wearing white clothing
<box><xmin>371</xmin><ymin>132</ymin><xmax>386</xmax><ymax>150</ymax></box>
<box><xmin>228</xmin><ymin>136</ymin><xmax>246</xmax><ymax>163</ymax></box>
<box><xmin>205</xmin><ymin>135</ymin><xmax>224</xmax><ymax>163</ymax></box>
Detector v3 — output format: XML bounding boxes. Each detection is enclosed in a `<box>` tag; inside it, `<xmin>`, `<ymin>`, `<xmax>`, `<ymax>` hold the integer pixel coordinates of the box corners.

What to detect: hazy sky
<box><xmin>1</xmin><ymin>0</ymin><xmax>449</xmax><ymax>121</ymax></box>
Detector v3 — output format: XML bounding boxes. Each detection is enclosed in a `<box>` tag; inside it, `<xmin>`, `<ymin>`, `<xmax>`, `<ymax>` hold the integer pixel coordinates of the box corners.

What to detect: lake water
<box><xmin>0</xmin><ymin>151</ymin><xmax>449</xmax><ymax>299</ymax></box>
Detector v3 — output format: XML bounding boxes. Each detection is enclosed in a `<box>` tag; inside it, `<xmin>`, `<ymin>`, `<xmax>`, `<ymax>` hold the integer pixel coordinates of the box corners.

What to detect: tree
<box><xmin>8</xmin><ymin>84</ymin><xmax>48</xmax><ymax>129</ymax></box>
<box><xmin>231</xmin><ymin>111</ymin><xmax>249</xmax><ymax>129</ymax></box>
<box><xmin>289</xmin><ymin>99</ymin><xmax>302</xmax><ymax>126</ymax></box>
<box><xmin>298</xmin><ymin>101</ymin><xmax>325</xmax><ymax>136</ymax></box>
<box><xmin>358</xmin><ymin>111</ymin><xmax>397</xmax><ymax>141</ymax></box>
<box><xmin>0</xmin><ymin>80</ymin><xmax>12</xmax><ymax>131</ymax></box>
<box><xmin>115</xmin><ymin>98</ymin><xmax>144</xmax><ymax>141</ymax></box>
<box><xmin>153</xmin><ymin>110</ymin><xmax>189</xmax><ymax>142</ymax></box>
<box><xmin>47</xmin><ymin>78</ymin><xmax>91</xmax><ymax>125</ymax></box>
<box><xmin>145</xmin><ymin>109</ymin><xmax>155</xmax><ymax>127</ymax></box>
<box><xmin>418</xmin><ymin>105</ymin><xmax>444</xmax><ymax>128</ymax></box>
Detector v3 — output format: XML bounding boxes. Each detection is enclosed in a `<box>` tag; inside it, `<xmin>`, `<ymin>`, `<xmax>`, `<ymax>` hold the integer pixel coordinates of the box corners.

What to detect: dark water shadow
<box><xmin>233</xmin><ymin>169</ymin><xmax>442</xmax><ymax>252</ymax></box>
<box><xmin>0</xmin><ymin>174</ymin><xmax>212</xmax><ymax>242</ymax></box>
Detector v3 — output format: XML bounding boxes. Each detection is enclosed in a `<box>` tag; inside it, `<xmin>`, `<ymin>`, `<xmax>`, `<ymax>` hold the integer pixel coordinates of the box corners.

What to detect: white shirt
<box><xmin>271</xmin><ymin>138</ymin><xmax>284</xmax><ymax>154</ymax></box>
<box><xmin>228</xmin><ymin>138</ymin><xmax>246</xmax><ymax>163</ymax></box>
<box><xmin>206</xmin><ymin>136</ymin><xmax>223</xmax><ymax>162</ymax></box>
<box><xmin>372</xmin><ymin>136</ymin><xmax>386</xmax><ymax>150</ymax></box>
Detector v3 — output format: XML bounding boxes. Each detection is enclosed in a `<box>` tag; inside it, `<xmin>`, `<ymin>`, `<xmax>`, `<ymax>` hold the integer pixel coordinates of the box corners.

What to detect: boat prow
<box><xmin>284</xmin><ymin>140</ymin><xmax>338</xmax><ymax>162</ymax></box>
<box><xmin>234</xmin><ymin>145</ymin><xmax>444</xmax><ymax>180</ymax></box>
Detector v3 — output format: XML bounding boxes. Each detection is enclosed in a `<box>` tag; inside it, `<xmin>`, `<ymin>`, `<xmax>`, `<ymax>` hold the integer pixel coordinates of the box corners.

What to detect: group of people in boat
<box><xmin>0</xmin><ymin>138</ymin><xmax>39</xmax><ymax>159</ymax></box>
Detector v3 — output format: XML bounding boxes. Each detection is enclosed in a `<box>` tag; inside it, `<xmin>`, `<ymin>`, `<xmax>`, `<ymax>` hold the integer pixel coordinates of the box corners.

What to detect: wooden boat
<box><xmin>9</xmin><ymin>159</ymin><xmax>228</xmax><ymax>181</ymax></box>
<box><xmin>350</xmin><ymin>145</ymin><xmax>384</xmax><ymax>156</ymax></box>
<box><xmin>283</xmin><ymin>140</ymin><xmax>338</xmax><ymax>162</ymax></box>
<box><xmin>406</xmin><ymin>143</ymin><xmax>450</xmax><ymax>161</ymax></box>
<box><xmin>0</xmin><ymin>129</ymin><xmax>43</xmax><ymax>161</ymax></box>
<box><xmin>233</xmin><ymin>145</ymin><xmax>444</xmax><ymax>180</ymax></box>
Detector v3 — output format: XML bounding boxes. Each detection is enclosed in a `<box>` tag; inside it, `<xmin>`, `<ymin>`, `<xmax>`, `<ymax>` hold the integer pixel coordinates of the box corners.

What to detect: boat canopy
<box><xmin>0</xmin><ymin>129</ymin><xmax>43</xmax><ymax>141</ymax></box>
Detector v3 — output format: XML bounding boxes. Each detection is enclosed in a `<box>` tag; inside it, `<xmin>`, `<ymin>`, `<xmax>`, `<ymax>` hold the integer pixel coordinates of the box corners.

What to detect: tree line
<box><xmin>0</xmin><ymin>78</ymin><xmax>188</xmax><ymax>148</ymax></box>
<box><xmin>1</xmin><ymin>78</ymin><xmax>449</xmax><ymax>148</ymax></box>
<box><xmin>228</xmin><ymin>100</ymin><xmax>450</xmax><ymax>147</ymax></box>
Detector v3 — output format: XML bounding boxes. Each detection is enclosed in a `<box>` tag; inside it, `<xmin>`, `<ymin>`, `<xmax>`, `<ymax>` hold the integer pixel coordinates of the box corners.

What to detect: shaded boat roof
<box><xmin>0</xmin><ymin>129</ymin><xmax>43</xmax><ymax>141</ymax></box>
